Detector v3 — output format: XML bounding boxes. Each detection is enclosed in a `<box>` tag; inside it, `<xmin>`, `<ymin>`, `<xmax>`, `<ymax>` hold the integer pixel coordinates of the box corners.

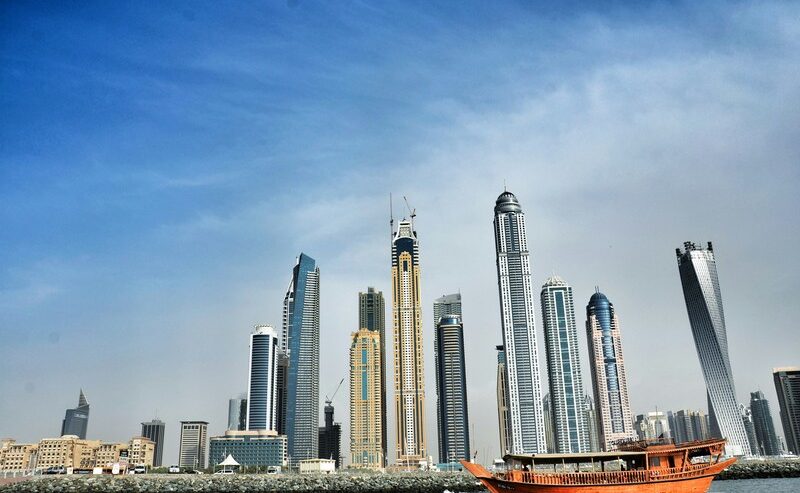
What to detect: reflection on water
<box><xmin>709</xmin><ymin>478</ymin><xmax>800</xmax><ymax>493</ymax></box>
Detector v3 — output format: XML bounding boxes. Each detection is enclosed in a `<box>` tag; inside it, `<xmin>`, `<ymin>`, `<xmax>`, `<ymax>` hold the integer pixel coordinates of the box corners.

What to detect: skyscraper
<box><xmin>434</xmin><ymin>313</ymin><xmax>471</xmax><ymax>463</ymax></box>
<box><xmin>391</xmin><ymin>218</ymin><xmax>426</xmax><ymax>465</ymax></box>
<box><xmin>282</xmin><ymin>253</ymin><xmax>321</xmax><ymax>465</ymax></box>
<box><xmin>495</xmin><ymin>345</ymin><xmax>511</xmax><ymax>455</ymax></box>
<box><xmin>542</xmin><ymin>393</ymin><xmax>554</xmax><ymax>453</ymax></box>
<box><xmin>61</xmin><ymin>389</ymin><xmax>89</xmax><ymax>439</ymax></box>
<box><xmin>750</xmin><ymin>391</ymin><xmax>781</xmax><ymax>456</ymax></box>
<box><xmin>247</xmin><ymin>325</ymin><xmax>279</xmax><ymax>431</ymax></box>
<box><xmin>585</xmin><ymin>290</ymin><xmax>636</xmax><ymax>451</ymax></box>
<box><xmin>178</xmin><ymin>421</ymin><xmax>208</xmax><ymax>469</ymax></box>
<box><xmin>773</xmin><ymin>367</ymin><xmax>800</xmax><ymax>455</ymax></box>
<box><xmin>433</xmin><ymin>293</ymin><xmax>461</xmax><ymax>324</ymax></box>
<box><xmin>141</xmin><ymin>419</ymin><xmax>165</xmax><ymax>467</ymax></box>
<box><xmin>493</xmin><ymin>191</ymin><xmax>547</xmax><ymax>454</ymax></box>
<box><xmin>740</xmin><ymin>404</ymin><xmax>759</xmax><ymax>455</ymax></box>
<box><xmin>349</xmin><ymin>328</ymin><xmax>383</xmax><ymax>469</ymax></box>
<box><xmin>228</xmin><ymin>396</ymin><xmax>247</xmax><ymax>431</ymax></box>
<box><xmin>540</xmin><ymin>276</ymin><xmax>589</xmax><ymax>453</ymax></box>
<box><xmin>676</xmin><ymin>242</ymin><xmax>751</xmax><ymax>456</ymax></box>
<box><xmin>318</xmin><ymin>401</ymin><xmax>341</xmax><ymax>468</ymax></box>
<box><xmin>358</xmin><ymin>287</ymin><xmax>386</xmax><ymax>466</ymax></box>
<box><xmin>670</xmin><ymin>409</ymin><xmax>710</xmax><ymax>444</ymax></box>
<box><xmin>583</xmin><ymin>395</ymin><xmax>601</xmax><ymax>453</ymax></box>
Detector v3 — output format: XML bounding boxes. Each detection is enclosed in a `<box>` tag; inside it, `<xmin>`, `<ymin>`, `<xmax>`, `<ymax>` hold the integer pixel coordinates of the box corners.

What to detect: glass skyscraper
<box><xmin>492</xmin><ymin>191</ymin><xmax>546</xmax><ymax>454</ymax></box>
<box><xmin>750</xmin><ymin>391</ymin><xmax>781</xmax><ymax>456</ymax></box>
<box><xmin>61</xmin><ymin>389</ymin><xmax>89</xmax><ymax>440</ymax></box>
<box><xmin>391</xmin><ymin>218</ymin><xmax>427</xmax><ymax>465</ymax></box>
<box><xmin>141</xmin><ymin>419</ymin><xmax>165</xmax><ymax>467</ymax></box>
<box><xmin>676</xmin><ymin>241</ymin><xmax>751</xmax><ymax>455</ymax></box>
<box><xmin>358</xmin><ymin>287</ymin><xmax>386</xmax><ymax>466</ymax></box>
<box><xmin>540</xmin><ymin>276</ymin><xmax>589</xmax><ymax>454</ymax></box>
<box><xmin>773</xmin><ymin>367</ymin><xmax>800</xmax><ymax>455</ymax></box>
<box><xmin>585</xmin><ymin>290</ymin><xmax>635</xmax><ymax>451</ymax></box>
<box><xmin>282</xmin><ymin>253</ymin><xmax>320</xmax><ymax>465</ymax></box>
<box><xmin>434</xmin><ymin>312</ymin><xmax>471</xmax><ymax>463</ymax></box>
<box><xmin>246</xmin><ymin>325</ymin><xmax>279</xmax><ymax>431</ymax></box>
<box><xmin>228</xmin><ymin>396</ymin><xmax>247</xmax><ymax>431</ymax></box>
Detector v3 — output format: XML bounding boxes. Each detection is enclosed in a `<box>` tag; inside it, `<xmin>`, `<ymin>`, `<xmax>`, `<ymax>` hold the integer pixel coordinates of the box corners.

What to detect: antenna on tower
<box><xmin>403</xmin><ymin>195</ymin><xmax>416</xmax><ymax>224</ymax></box>
<box><xmin>389</xmin><ymin>193</ymin><xmax>395</xmax><ymax>239</ymax></box>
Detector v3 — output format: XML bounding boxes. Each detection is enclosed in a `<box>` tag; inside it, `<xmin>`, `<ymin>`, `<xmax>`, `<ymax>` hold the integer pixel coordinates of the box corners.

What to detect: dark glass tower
<box><xmin>282</xmin><ymin>253</ymin><xmax>320</xmax><ymax>465</ymax></box>
<box><xmin>61</xmin><ymin>389</ymin><xmax>89</xmax><ymax>439</ymax></box>
<box><xmin>434</xmin><ymin>313</ymin><xmax>471</xmax><ymax>463</ymax></box>
<box><xmin>750</xmin><ymin>391</ymin><xmax>781</xmax><ymax>456</ymax></box>
<box><xmin>773</xmin><ymin>367</ymin><xmax>800</xmax><ymax>455</ymax></box>
<box><xmin>141</xmin><ymin>419</ymin><xmax>165</xmax><ymax>466</ymax></box>
<box><xmin>318</xmin><ymin>402</ymin><xmax>341</xmax><ymax>468</ymax></box>
<box><xmin>358</xmin><ymin>287</ymin><xmax>386</xmax><ymax>466</ymax></box>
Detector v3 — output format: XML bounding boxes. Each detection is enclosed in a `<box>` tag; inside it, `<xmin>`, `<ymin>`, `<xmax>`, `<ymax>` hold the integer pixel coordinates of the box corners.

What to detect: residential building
<box><xmin>541</xmin><ymin>276</ymin><xmax>589</xmax><ymax>454</ymax></box>
<box><xmin>584</xmin><ymin>395</ymin><xmax>601</xmax><ymax>452</ymax></box>
<box><xmin>208</xmin><ymin>430</ymin><xmax>287</xmax><ymax>469</ymax></box>
<box><xmin>434</xmin><ymin>313</ymin><xmax>471</xmax><ymax>463</ymax></box>
<box><xmin>247</xmin><ymin>325</ymin><xmax>279</xmax><ymax>432</ymax></box>
<box><xmin>750</xmin><ymin>391</ymin><xmax>781</xmax><ymax>456</ymax></box>
<box><xmin>493</xmin><ymin>190</ymin><xmax>547</xmax><ymax>454</ymax></box>
<box><xmin>634</xmin><ymin>412</ymin><xmax>671</xmax><ymax>440</ymax></box>
<box><xmin>0</xmin><ymin>440</ymin><xmax>38</xmax><ymax>471</ymax></box>
<box><xmin>433</xmin><ymin>293</ymin><xmax>462</xmax><ymax>323</ymax></box>
<box><xmin>61</xmin><ymin>389</ymin><xmax>90</xmax><ymax>440</ymax></box>
<box><xmin>318</xmin><ymin>401</ymin><xmax>341</xmax><ymax>468</ymax></box>
<box><xmin>773</xmin><ymin>367</ymin><xmax>800</xmax><ymax>455</ymax></box>
<box><xmin>496</xmin><ymin>345</ymin><xmax>511</xmax><ymax>455</ymax></box>
<box><xmin>349</xmin><ymin>328</ymin><xmax>383</xmax><ymax>469</ymax></box>
<box><xmin>670</xmin><ymin>410</ymin><xmax>710</xmax><ymax>444</ymax></box>
<box><xmin>740</xmin><ymin>404</ymin><xmax>759</xmax><ymax>456</ymax></box>
<box><xmin>228</xmin><ymin>397</ymin><xmax>247</xmax><ymax>431</ymax></box>
<box><xmin>141</xmin><ymin>419</ymin><xmax>165</xmax><ymax>467</ymax></box>
<box><xmin>282</xmin><ymin>253</ymin><xmax>321</xmax><ymax>465</ymax></box>
<box><xmin>585</xmin><ymin>290</ymin><xmax>636</xmax><ymax>451</ymax></box>
<box><xmin>676</xmin><ymin>242</ymin><xmax>751</xmax><ymax>456</ymax></box>
<box><xmin>5</xmin><ymin>435</ymin><xmax>154</xmax><ymax>471</ymax></box>
<box><xmin>391</xmin><ymin>218</ymin><xmax>426</xmax><ymax>465</ymax></box>
<box><xmin>128</xmin><ymin>437</ymin><xmax>155</xmax><ymax>467</ymax></box>
<box><xmin>358</xmin><ymin>287</ymin><xmax>386</xmax><ymax>466</ymax></box>
<box><xmin>542</xmin><ymin>394</ymin><xmax>554</xmax><ymax>453</ymax></box>
<box><xmin>179</xmin><ymin>421</ymin><xmax>208</xmax><ymax>469</ymax></box>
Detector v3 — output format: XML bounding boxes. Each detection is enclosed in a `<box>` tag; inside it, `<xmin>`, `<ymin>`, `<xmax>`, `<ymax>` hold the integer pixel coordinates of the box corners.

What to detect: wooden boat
<box><xmin>461</xmin><ymin>438</ymin><xmax>735</xmax><ymax>493</ymax></box>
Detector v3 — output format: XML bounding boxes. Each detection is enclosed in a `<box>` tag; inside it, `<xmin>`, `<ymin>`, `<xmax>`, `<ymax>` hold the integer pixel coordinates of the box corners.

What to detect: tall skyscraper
<box><xmin>61</xmin><ymin>389</ymin><xmax>89</xmax><ymax>439</ymax></box>
<box><xmin>540</xmin><ymin>276</ymin><xmax>589</xmax><ymax>453</ymax></box>
<box><xmin>178</xmin><ymin>421</ymin><xmax>208</xmax><ymax>469</ymax></box>
<box><xmin>228</xmin><ymin>396</ymin><xmax>247</xmax><ymax>431</ymax></box>
<box><xmin>434</xmin><ymin>313</ymin><xmax>471</xmax><ymax>463</ymax></box>
<box><xmin>282</xmin><ymin>253</ymin><xmax>321</xmax><ymax>465</ymax></box>
<box><xmin>247</xmin><ymin>325</ymin><xmax>279</xmax><ymax>431</ymax></box>
<box><xmin>676</xmin><ymin>241</ymin><xmax>751</xmax><ymax>456</ymax></box>
<box><xmin>740</xmin><ymin>404</ymin><xmax>759</xmax><ymax>455</ymax></box>
<box><xmin>349</xmin><ymin>328</ymin><xmax>383</xmax><ymax>469</ymax></box>
<box><xmin>584</xmin><ymin>395</ymin><xmax>601</xmax><ymax>453</ymax></box>
<box><xmin>542</xmin><ymin>393</ymin><xmax>554</xmax><ymax>453</ymax></box>
<box><xmin>358</xmin><ymin>287</ymin><xmax>386</xmax><ymax>467</ymax></box>
<box><xmin>670</xmin><ymin>409</ymin><xmax>710</xmax><ymax>444</ymax></box>
<box><xmin>141</xmin><ymin>419</ymin><xmax>165</xmax><ymax>467</ymax></box>
<box><xmin>492</xmin><ymin>190</ymin><xmax>547</xmax><ymax>454</ymax></box>
<box><xmin>634</xmin><ymin>412</ymin><xmax>671</xmax><ymax>440</ymax></box>
<box><xmin>433</xmin><ymin>293</ymin><xmax>461</xmax><ymax>323</ymax></box>
<box><xmin>495</xmin><ymin>345</ymin><xmax>511</xmax><ymax>455</ymax></box>
<box><xmin>585</xmin><ymin>290</ymin><xmax>636</xmax><ymax>451</ymax></box>
<box><xmin>318</xmin><ymin>401</ymin><xmax>341</xmax><ymax>468</ymax></box>
<box><xmin>773</xmin><ymin>367</ymin><xmax>800</xmax><ymax>455</ymax></box>
<box><xmin>750</xmin><ymin>391</ymin><xmax>781</xmax><ymax>456</ymax></box>
<box><xmin>391</xmin><ymin>218</ymin><xmax>426</xmax><ymax>465</ymax></box>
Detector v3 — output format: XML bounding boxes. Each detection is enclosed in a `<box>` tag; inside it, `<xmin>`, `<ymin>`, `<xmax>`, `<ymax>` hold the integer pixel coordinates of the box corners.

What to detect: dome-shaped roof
<box><xmin>588</xmin><ymin>289</ymin><xmax>611</xmax><ymax>308</ymax></box>
<box><xmin>495</xmin><ymin>190</ymin><xmax>522</xmax><ymax>213</ymax></box>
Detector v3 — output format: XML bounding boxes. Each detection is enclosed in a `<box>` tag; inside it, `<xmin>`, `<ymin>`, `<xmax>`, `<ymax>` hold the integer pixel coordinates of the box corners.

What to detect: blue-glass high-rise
<box><xmin>247</xmin><ymin>325</ymin><xmax>279</xmax><ymax>431</ymax></box>
<box><xmin>61</xmin><ymin>389</ymin><xmax>89</xmax><ymax>439</ymax></box>
<box><xmin>282</xmin><ymin>253</ymin><xmax>320</xmax><ymax>465</ymax></box>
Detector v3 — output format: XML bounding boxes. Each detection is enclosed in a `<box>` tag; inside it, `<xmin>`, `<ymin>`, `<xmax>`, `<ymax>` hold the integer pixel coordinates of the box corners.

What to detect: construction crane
<box><xmin>325</xmin><ymin>378</ymin><xmax>345</xmax><ymax>406</ymax></box>
<box><xmin>403</xmin><ymin>195</ymin><xmax>416</xmax><ymax>220</ymax></box>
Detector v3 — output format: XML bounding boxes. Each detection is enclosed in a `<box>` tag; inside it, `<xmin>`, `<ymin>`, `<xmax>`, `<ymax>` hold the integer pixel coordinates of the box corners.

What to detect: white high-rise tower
<box><xmin>493</xmin><ymin>191</ymin><xmax>547</xmax><ymax>454</ymax></box>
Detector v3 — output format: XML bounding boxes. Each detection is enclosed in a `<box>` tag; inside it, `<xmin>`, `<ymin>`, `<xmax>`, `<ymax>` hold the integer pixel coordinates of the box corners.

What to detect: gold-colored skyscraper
<box><xmin>391</xmin><ymin>218</ymin><xmax>426</xmax><ymax>465</ymax></box>
<box><xmin>349</xmin><ymin>328</ymin><xmax>383</xmax><ymax>469</ymax></box>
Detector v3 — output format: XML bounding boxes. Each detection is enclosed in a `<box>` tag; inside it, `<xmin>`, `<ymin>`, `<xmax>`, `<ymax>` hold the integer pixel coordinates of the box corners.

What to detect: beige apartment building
<box><xmin>0</xmin><ymin>435</ymin><xmax>155</xmax><ymax>471</ymax></box>
<box><xmin>349</xmin><ymin>328</ymin><xmax>383</xmax><ymax>469</ymax></box>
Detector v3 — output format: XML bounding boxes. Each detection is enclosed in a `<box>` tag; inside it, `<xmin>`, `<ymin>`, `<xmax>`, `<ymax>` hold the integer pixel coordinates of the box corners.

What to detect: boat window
<box><xmin>651</xmin><ymin>457</ymin><xmax>660</xmax><ymax>467</ymax></box>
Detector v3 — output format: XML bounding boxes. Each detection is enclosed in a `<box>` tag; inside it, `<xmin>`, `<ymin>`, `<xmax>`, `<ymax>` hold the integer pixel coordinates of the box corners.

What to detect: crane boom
<box><xmin>325</xmin><ymin>377</ymin><xmax>345</xmax><ymax>404</ymax></box>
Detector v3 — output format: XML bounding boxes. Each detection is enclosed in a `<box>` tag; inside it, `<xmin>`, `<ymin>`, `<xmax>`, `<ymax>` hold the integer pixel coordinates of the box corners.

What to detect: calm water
<box><xmin>708</xmin><ymin>478</ymin><xmax>800</xmax><ymax>493</ymax></box>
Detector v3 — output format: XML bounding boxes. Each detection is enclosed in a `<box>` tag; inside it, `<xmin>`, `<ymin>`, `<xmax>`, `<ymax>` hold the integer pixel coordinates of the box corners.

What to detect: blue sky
<box><xmin>2</xmin><ymin>1</ymin><xmax>799</xmax><ymax>464</ymax></box>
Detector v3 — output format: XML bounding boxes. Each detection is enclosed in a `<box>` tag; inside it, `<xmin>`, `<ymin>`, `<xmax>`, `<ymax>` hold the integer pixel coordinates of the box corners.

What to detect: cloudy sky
<box><xmin>1</xmin><ymin>1</ymin><xmax>799</xmax><ymax>465</ymax></box>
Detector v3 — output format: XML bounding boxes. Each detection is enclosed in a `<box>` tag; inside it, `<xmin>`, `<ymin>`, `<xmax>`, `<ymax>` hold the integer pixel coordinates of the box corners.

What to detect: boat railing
<box><xmin>497</xmin><ymin>462</ymin><xmax>713</xmax><ymax>485</ymax></box>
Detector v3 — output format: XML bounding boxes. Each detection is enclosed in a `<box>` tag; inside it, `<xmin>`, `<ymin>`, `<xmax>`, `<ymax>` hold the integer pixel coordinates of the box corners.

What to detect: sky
<box><xmin>1</xmin><ymin>0</ymin><xmax>799</xmax><ymax>466</ymax></box>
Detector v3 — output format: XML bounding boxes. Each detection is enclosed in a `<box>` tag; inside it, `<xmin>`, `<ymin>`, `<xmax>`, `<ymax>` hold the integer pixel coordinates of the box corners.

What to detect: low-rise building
<box><xmin>0</xmin><ymin>435</ymin><xmax>155</xmax><ymax>471</ymax></box>
<box><xmin>208</xmin><ymin>430</ymin><xmax>286</xmax><ymax>470</ymax></box>
<box><xmin>0</xmin><ymin>440</ymin><xmax>38</xmax><ymax>471</ymax></box>
<box><xmin>299</xmin><ymin>458</ymin><xmax>335</xmax><ymax>474</ymax></box>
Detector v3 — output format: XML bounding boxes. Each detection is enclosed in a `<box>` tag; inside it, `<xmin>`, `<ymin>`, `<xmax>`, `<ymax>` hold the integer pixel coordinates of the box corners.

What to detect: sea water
<box><xmin>708</xmin><ymin>478</ymin><xmax>800</xmax><ymax>493</ymax></box>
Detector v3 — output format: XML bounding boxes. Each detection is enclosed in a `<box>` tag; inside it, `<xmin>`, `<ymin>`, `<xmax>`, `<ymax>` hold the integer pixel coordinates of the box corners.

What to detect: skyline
<box><xmin>2</xmin><ymin>1</ymin><xmax>800</xmax><ymax>466</ymax></box>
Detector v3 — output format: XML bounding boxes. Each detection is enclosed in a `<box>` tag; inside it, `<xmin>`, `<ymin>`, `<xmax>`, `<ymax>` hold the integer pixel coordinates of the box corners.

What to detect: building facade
<box><xmin>391</xmin><ymin>218</ymin><xmax>427</xmax><ymax>465</ymax></box>
<box><xmin>141</xmin><ymin>419</ymin><xmax>165</xmax><ymax>467</ymax></box>
<box><xmin>493</xmin><ymin>191</ymin><xmax>547</xmax><ymax>454</ymax></box>
<box><xmin>358</xmin><ymin>287</ymin><xmax>386</xmax><ymax>466</ymax></box>
<box><xmin>585</xmin><ymin>290</ymin><xmax>636</xmax><ymax>451</ymax></box>
<box><xmin>670</xmin><ymin>410</ymin><xmax>710</xmax><ymax>444</ymax></box>
<box><xmin>247</xmin><ymin>325</ymin><xmax>279</xmax><ymax>432</ymax></box>
<box><xmin>676</xmin><ymin>242</ymin><xmax>751</xmax><ymax>456</ymax></box>
<box><xmin>318</xmin><ymin>402</ymin><xmax>341</xmax><ymax>468</ymax></box>
<box><xmin>228</xmin><ymin>397</ymin><xmax>247</xmax><ymax>431</ymax></box>
<box><xmin>634</xmin><ymin>412</ymin><xmax>671</xmax><ymax>441</ymax></box>
<box><xmin>282</xmin><ymin>253</ymin><xmax>321</xmax><ymax>465</ymax></box>
<box><xmin>740</xmin><ymin>404</ymin><xmax>759</xmax><ymax>456</ymax></box>
<box><xmin>1</xmin><ymin>436</ymin><xmax>154</xmax><ymax>471</ymax></box>
<box><xmin>773</xmin><ymin>367</ymin><xmax>800</xmax><ymax>455</ymax></box>
<box><xmin>496</xmin><ymin>345</ymin><xmax>511</xmax><ymax>455</ymax></box>
<box><xmin>209</xmin><ymin>430</ymin><xmax>287</xmax><ymax>469</ymax></box>
<box><xmin>434</xmin><ymin>313</ymin><xmax>471</xmax><ymax>463</ymax></box>
<box><xmin>542</xmin><ymin>393</ymin><xmax>554</xmax><ymax>453</ymax></box>
<box><xmin>61</xmin><ymin>390</ymin><xmax>90</xmax><ymax>440</ymax></box>
<box><xmin>584</xmin><ymin>395</ymin><xmax>601</xmax><ymax>453</ymax></box>
<box><xmin>178</xmin><ymin>421</ymin><xmax>208</xmax><ymax>469</ymax></box>
<box><xmin>349</xmin><ymin>328</ymin><xmax>384</xmax><ymax>469</ymax></box>
<box><xmin>540</xmin><ymin>276</ymin><xmax>589</xmax><ymax>454</ymax></box>
<box><xmin>750</xmin><ymin>391</ymin><xmax>781</xmax><ymax>456</ymax></box>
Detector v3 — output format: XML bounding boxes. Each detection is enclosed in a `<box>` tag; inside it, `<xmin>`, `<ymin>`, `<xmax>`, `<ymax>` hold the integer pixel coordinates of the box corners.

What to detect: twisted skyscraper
<box><xmin>676</xmin><ymin>242</ymin><xmax>750</xmax><ymax>456</ymax></box>
<box><xmin>493</xmin><ymin>191</ymin><xmax>546</xmax><ymax>454</ymax></box>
